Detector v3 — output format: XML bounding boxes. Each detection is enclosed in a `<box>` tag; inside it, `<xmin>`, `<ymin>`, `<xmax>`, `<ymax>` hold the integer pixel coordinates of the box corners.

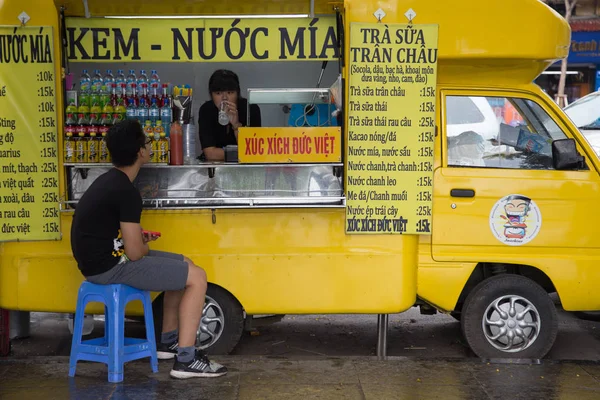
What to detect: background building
<box><xmin>535</xmin><ymin>0</ymin><xmax>600</xmax><ymax>103</ymax></box>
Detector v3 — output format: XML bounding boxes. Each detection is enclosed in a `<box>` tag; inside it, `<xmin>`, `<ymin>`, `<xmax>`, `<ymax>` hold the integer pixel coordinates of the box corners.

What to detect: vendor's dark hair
<box><xmin>208</xmin><ymin>69</ymin><xmax>240</xmax><ymax>95</ymax></box>
<box><xmin>106</xmin><ymin>119</ymin><xmax>146</xmax><ymax>167</ymax></box>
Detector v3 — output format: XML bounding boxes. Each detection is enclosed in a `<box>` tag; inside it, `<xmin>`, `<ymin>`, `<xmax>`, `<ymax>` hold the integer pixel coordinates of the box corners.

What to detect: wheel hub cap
<box><xmin>196</xmin><ymin>295</ymin><xmax>225</xmax><ymax>350</ymax></box>
<box><xmin>482</xmin><ymin>295</ymin><xmax>541</xmax><ymax>353</ymax></box>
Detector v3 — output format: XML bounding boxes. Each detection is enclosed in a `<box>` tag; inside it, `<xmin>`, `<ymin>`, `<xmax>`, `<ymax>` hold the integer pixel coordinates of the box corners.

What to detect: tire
<box><xmin>461</xmin><ymin>274</ymin><xmax>558</xmax><ymax>359</ymax></box>
<box><xmin>152</xmin><ymin>284</ymin><xmax>245</xmax><ymax>355</ymax></box>
<box><xmin>450</xmin><ymin>311</ymin><xmax>461</xmax><ymax>321</ymax></box>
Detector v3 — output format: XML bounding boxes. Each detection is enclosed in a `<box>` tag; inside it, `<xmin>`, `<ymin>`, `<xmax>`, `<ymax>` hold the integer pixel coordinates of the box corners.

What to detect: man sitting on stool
<box><xmin>70</xmin><ymin>119</ymin><xmax>227</xmax><ymax>380</ymax></box>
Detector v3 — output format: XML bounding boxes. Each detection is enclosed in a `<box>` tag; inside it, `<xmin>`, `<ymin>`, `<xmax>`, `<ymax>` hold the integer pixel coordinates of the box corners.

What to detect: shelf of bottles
<box><xmin>64</xmin><ymin>69</ymin><xmax>179</xmax><ymax>165</ymax></box>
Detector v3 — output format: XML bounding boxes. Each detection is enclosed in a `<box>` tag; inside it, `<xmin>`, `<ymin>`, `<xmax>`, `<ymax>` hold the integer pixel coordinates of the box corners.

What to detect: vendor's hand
<box><xmin>223</xmin><ymin>101</ymin><xmax>240</xmax><ymax>127</ymax></box>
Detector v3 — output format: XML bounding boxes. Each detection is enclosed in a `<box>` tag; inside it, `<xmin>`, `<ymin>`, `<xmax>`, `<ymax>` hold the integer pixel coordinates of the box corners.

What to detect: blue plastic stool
<box><xmin>68</xmin><ymin>282</ymin><xmax>159</xmax><ymax>383</ymax></box>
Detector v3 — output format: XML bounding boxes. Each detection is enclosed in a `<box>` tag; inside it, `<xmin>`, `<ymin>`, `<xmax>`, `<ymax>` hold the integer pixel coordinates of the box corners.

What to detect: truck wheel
<box><xmin>152</xmin><ymin>285</ymin><xmax>244</xmax><ymax>355</ymax></box>
<box><xmin>461</xmin><ymin>274</ymin><xmax>558</xmax><ymax>359</ymax></box>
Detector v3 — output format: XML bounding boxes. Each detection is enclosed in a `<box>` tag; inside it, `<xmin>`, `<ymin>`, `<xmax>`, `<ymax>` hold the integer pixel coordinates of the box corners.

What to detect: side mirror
<box><xmin>552</xmin><ymin>138</ymin><xmax>585</xmax><ymax>170</ymax></box>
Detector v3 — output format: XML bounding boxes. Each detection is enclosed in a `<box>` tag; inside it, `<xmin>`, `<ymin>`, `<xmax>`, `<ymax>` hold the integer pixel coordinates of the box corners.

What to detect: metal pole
<box><xmin>309</xmin><ymin>0</ymin><xmax>315</xmax><ymax>18</ymax></box>
<box><xmin>376</xmin><ymin>314</ymin><xmax>388</xmax><ymax>359</ymax></box>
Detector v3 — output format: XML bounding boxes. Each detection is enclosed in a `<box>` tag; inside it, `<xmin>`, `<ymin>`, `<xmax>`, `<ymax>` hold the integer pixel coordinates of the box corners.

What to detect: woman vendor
<box><xmin>198</xmin><ymin>69</ymin><xmax>262</xmax><ymax>161</ymax></box>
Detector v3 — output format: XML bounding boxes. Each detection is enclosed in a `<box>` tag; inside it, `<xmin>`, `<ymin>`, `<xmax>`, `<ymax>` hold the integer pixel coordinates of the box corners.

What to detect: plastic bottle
<box><xmin>143</xmin><ymin>120</ymin><xmax>154</xmax><ymax>136</ymax></box>
<box><xmin>114</xmin><ymin>92</ymin><xmax>127</xmax><ymax>124</ymax></box>
<box><xmin>88</xmin><ymin>113</ymin><xmax>100</xmax><ymax>136</ymax></box>
<box><xmin>65</xmin><ymin>99</ymin><xmax>78</xmax><ymax>115</ymax></box>
<box><xmin>75</xmin><ymin>120</ymin><xmax>88</xmax><ymax>163</ymax></box>
<box><xmin>104</xmin><ymin>69</ymin><xmax>115</xmax><ymax>87</ymax></box>
<box><xmin>155</xmin><ymin>129</ymin><xmax>169</xmax><ymax>164</ymax></box>
<box><xmin>77</xmin><ymin>112</ymin><xmax>89</xmax><ymax>126</ymax></box>
<box><xmin>110</xmin><ymin>83</ymin><xmax>118</xmax><ymax>107</ymax></box>
<box><xmin>88</xmin><ymin>131</ymin><xmax>99</xmax><ymax>163</ymax></box>
<box><xmin>102</xmin><ymin>91</ymin><xmax>114</xmax><ymax>117</ymax></box>
<box><xmin>91</xmin><ymin>69</ymin><xmax>103</xmax><ymax>92</ymax></box>
<box><xmin>130</xmin><ymin>83</ymin><xmax>139</xmax><ymax>106</ymax></box>
<box><xmin>119</xmin><ymin>83</ymin><xmax>127</xmax><ymax>104</ymax></box>
<box><xmin>90</xmin><ymin>88</ymin><xmax>102</xmax><ymax>117</ymax></box>
<box><xmin>126</xmin><ymin>69</ymin><xmax>137</xmax><ymax>97</ymax></box>
<box><xmin>139</xmin><ymin>83</ymin><xmax>149</xmax><ymax>107</ymax></box>
<box><xmin>65</xmin><ymin>115</ymin><xmax>76</xmax><ymax>163</ymax></box>
<box><xmin>160</xmin><ymin>91</ymin><xmax>172</xmax><ymax>137</ymax></box>
<box><xmin>115</xmin><ymin>69</ymin><xmax>126</xmax><ymax>88</ymax></box>
<box><xmin>99</xmin><ymin>130</ymin><xmax>111</xmax><ymax>163</ymax></box>
<box><xmin>150</xmin><ymin>70</ymin><xmax>160</xmax><ymax>86</ymax></box>
<box><xmin>126</xmin><ymin>98</ymin><xmax>138</xmax><ymax>121</ymax></box>
<box><xmin>77</xmin><ymin>95</ymin><xmax>90</xmax><ymax>120</ymax></box>
<box><xmin>99</xmin><ymin>85</ymin><xmax>110</xmax><ymax>109</ymax></box>
<box><xmin>137</xmin><ymin>94</ymin><xmax>149</xmax><ymax>124</ymax></box>
<box><xmin>100</xmin><ymin>113</ymin><xmax>112</xmax><ymax>157</ymax></box>
<box><xmin>65</xmin><ymin>113</ymin><xmax>77</xmax><ymax>126</ymax></box>
<box><xmin>149</xmin><ymin>97</ymin><xmax>159</xmax><ymax>125</ymax></box>
<box><xmin>79</xmin><ymin>69</ymin><xmax>91</xmax><ymax>93</ymax></box>
<box><xmin>64</xmin><ymin>131</ymin><xmax>75</xmax><ymax>163</ymax></box>
<box><xmin>137</xmin><ymin>70</ymin><xmax>148</xmax><ymax>87</ymax></box>
<box><xmin>169</xmin><ymin>121</ymin><xmax>183</xmax><ymax>165</ymax></box>
<box><xmin>143</xmin><ymin>120</ymin><xmax>155</xmax><ymax>162</ymax></box>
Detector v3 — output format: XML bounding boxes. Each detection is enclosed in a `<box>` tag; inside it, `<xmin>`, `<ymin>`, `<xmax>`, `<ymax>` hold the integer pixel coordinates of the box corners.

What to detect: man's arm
<box><xmin>120</xmin><ymin>222</ymin><xmax>148</xmax><ymax>261</ymax></box>
<box><xmin>203</xmin><ymin>146</ymin><xmax>225</xmax><ymax>161</ymax></box>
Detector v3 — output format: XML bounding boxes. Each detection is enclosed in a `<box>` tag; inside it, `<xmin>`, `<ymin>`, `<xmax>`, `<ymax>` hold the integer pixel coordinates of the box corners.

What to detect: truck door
<box><xmin>431</xmin><ymin>91</ymin><xmax>600</xmax><ymax>292</ymax></box>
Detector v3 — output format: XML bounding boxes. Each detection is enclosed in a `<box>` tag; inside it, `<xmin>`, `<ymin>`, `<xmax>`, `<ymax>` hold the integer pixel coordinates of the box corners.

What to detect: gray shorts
<box><xmin>86</xmin><ymin>250</ymin><xmax>189</xmax><ymax>292</ymax></box>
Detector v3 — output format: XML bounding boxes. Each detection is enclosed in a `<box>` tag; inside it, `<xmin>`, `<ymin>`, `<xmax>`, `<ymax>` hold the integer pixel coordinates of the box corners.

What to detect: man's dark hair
<box><xmin>106</xmin><ymin>119</ymin><xmax>146</xmax><ymax>167</ymax></box>
<box><xmin>208</xmin><ymin>69</ymin><xmax>240</xmax><ymax>95</ymax></box>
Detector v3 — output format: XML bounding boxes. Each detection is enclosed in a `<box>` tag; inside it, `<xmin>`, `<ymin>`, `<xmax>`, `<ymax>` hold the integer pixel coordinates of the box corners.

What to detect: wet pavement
<box><xmin>1</xmin><ymin>355</ymin><xmax>600</xmax><ymax>399</ymax></box>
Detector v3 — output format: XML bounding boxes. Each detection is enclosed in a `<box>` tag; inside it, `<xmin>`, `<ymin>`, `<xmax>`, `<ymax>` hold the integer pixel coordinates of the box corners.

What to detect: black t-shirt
<box><xmin>197</xmin><ymin>97</ymin><xmax>262</xmax><ymax>149</ymax></box>
<box><xmin>70</xmin><ymin>168</ymin><xmax>142</xmax><ymax>277</ymax></box>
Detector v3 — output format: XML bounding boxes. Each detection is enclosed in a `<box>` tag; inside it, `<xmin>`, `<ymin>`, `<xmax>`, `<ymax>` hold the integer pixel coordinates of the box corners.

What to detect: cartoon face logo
<box><xmin>489</xmin><ymin>194</ymin><xmax>541</xmax><ymax>246</ymax></box>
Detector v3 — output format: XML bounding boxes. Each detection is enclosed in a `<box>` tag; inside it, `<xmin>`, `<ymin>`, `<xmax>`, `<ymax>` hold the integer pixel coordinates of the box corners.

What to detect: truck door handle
<box><xmin>450</xmin><ymin>189</ymin><xmax>475</xmax><ymax>198</ymax></box>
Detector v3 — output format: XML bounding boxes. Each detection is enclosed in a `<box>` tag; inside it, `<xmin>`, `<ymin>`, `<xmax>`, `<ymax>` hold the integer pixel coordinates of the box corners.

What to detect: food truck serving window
<box><xmin>61</xmin><ymin>15</ymin><xmax>345</xmax><ymax>210</ymax></box>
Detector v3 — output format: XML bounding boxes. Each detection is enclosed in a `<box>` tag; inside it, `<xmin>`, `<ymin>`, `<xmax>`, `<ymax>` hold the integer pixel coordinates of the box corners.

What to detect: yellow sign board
<box><xmin>65</xmin><ymin>17</ymin><xmax>338</xmax><ymax>62</ymax></box>
<box><xmin>0</xmin><ymin>26</ymin><xmax>61</xmax><ymax>241</ymax></box>
<box><xmin>345</xmin><ymin>23</ymin><xmax>439</xmax><ymax>235</ymax></box>
<box><xmin>238</xmin><ymin>127</ymin><xmax>341</xmax><ymax>163</ymax></box>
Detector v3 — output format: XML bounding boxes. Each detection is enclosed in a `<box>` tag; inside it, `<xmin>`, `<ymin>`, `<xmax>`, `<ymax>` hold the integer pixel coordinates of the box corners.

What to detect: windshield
<box><xmin>564</xmin><ymin>91</ymin><xmax>600</xmax><ymax>128</ymax></box>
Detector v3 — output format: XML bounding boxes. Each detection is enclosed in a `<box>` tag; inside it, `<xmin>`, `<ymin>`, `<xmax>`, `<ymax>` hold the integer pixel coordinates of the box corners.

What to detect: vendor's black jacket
<box><xmin>198</xmin><ymin>97</ymin><xmax>261</xmax><ymax>149</ymax></box>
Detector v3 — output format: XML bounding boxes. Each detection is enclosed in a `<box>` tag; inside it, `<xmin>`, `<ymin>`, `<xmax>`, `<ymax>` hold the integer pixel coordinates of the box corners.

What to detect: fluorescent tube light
<box><xmin>104</xmin><ymin>14</ymin><xmax>310</xmax><ymax>19</ymax></box>
<box><xmin>541</xmin><ymin>71</ymin><xmax>580</xmax><ymax>75</ymax></box>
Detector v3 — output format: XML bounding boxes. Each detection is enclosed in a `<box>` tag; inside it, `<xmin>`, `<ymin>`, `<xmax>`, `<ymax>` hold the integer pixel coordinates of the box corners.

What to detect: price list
<box><xmin>0</xmin><ymin>27</ymin><xmax>60</xmax><ymax>241</ymax></box>
<box><xmin>345</xmin><ymin>23</ymin><xmax>438</xmax><ymax>235</ymax></box>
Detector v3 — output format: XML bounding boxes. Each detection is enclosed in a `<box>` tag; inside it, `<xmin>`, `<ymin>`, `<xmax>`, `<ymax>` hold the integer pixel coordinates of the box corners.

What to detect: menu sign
<box><xmin>345</xmin><ymin>23</ymin><xmax>438</xmax><ymax>235</ymax></box>
<box><xmin>0</xmin><ymin>26</ymin><xmax>61</xmax><ymax>241</ymax></box>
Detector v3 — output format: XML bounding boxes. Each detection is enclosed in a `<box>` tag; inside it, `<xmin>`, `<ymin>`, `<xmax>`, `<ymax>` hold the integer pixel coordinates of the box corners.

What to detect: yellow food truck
<box><xmin>0</xmin><ymin>0</ymin><xmax>596</xmax><ymax>360</ymax></box>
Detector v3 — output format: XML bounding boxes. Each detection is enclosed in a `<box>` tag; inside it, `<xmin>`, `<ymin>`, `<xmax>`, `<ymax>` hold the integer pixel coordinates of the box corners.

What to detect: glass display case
<box><xmin>63</xmin><ymin>84</ymin><xmax>344</xmax><ymax>209</ymax></box>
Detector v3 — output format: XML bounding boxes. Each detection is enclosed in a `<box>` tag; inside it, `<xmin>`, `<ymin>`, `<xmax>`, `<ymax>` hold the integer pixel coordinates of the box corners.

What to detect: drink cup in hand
<box><xmin>218</xmin><ymin>101</ymin><xmax>230</xmax><ymax>126</ymax></box>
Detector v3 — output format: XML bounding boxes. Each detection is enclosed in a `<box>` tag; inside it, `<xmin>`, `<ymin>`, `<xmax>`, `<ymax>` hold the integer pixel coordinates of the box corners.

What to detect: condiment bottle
<box><xmin>169</xmin><ymin>121</ymin><xmax>183</xmax><ymax>165</ymax></box>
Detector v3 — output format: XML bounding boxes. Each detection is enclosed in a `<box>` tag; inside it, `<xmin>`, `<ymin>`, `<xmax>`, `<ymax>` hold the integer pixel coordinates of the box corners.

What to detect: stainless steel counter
<box><xmin>64</xmin><ymin>163</ymin><xmax>345</xmax><ymax>209</ymax></box>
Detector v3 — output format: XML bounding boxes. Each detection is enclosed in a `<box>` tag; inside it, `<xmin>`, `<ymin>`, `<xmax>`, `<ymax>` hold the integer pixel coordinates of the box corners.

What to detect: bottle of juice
<box><xmin>75</xmin><ymin>128</ymin><xmax>88</xmax><ymax>163</ymax></box>
<box><xmin>114</xmin><ymin>95</ymin><xmax>127</xmax><ymax>124</ymax></box>
<box><xmin>154</xmin><ymin>121</ymin><xmax>165</xmax><ymax>163</ymax></box>
<box><xmin>102</xmin><ymin>93</ymin><xmax>114</xmax><ymax>118</ymax></box>
<box><xmin>156</xmin><ymin>131</ymin><xmax>169</xmax><ymax>164</ymax></box>
<box><xmin>64</xmin><ymin>131</ymin><xmax>75</xmax><ymax>163</ymax></box>
<box><xmin>90</xmin><ymin>87</ymin><xmax>101</xmax><ymax>115</ymax></box>
<box><xmin>77</xmin><ymin>99</ymin><xmax>90</xmax><ymax>121</ymax></box>
<box><xmin>99</xmin><ymin>115</ymin><xmax>111</xmax><ymax>163</ymax></box>
<box><xmin>88</xmin><ymin>131</ymin><xmax>99</xmax><ymax>163</ymax></box>
<box><xmin>99</xmin><ymin>85</ymin><xmax>110</xmax><ymax>108</ymax></box>
<box><xmin>169</xmin><ymin>121</ymin><xmax>183</xmax><ymax>165</ymax></box>
<box><xmin>65</xmin><ymin>98</ymin><xmax>78</xmax><ymax>115</ymax></box>
<box><xmin>143</xmin><ymin>120</ymin><xmax>155</xmax><ymax>162</ymax></box>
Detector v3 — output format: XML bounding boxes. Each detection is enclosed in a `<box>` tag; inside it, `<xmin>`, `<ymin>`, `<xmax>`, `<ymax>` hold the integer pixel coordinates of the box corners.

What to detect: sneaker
<box><xmin>156</xmin><ymin>341</ymin><xmax>178</xmax><ymax>360</ymax></box>
<box><xmin>169</xmin><ymin>350</ymin><xmax>228</xmax><ymax>379</ymax></box>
